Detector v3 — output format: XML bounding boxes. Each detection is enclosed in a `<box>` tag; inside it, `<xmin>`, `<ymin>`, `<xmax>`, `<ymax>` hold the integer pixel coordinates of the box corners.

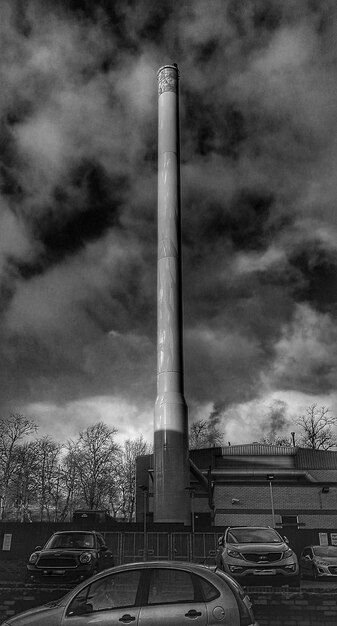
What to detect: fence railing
<box><xmin>102</xmin><ymin>532</ymin><xmax>219</xmax><ymax>565</ymax></box>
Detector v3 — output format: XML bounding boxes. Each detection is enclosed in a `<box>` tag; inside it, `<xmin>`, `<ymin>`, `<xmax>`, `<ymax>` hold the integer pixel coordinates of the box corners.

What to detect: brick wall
<box><xmin>214</xmin><ymin>484</ymin><xmax>337</xmax><ymax>528</ymax></box>
<box><xmin>215</xmin><ymin>484</ymin><xmax>324</xmax><ymax>509</ymax></box>
<box><xmin>249</xmin><ymin>588</ymin><xmax>337</xmax><ymax>626</ymax></box>
<box><xmin>0</xmin><ymin>585</ymin><xmax>71</xmax><ymax>622</ymax></box>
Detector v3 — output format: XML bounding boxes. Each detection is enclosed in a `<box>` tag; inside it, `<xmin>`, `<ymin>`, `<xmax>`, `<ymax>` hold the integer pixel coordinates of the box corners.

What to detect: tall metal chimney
<box><xmin>153</xmin><ymin>64</ymin><xmax>190</xmax><ymax>524</ymax></box>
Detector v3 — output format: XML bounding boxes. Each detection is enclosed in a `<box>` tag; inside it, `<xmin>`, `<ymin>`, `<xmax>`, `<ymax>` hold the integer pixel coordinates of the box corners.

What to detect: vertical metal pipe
<box><xmin>269</xmin><ymin>480</ymin><xmax>275</xmax><ymax>527</ymax></box>
<box><xmin>153</xmin><ymin>64</ymin><xmax>189</xmax><ymax>524</ymax></box>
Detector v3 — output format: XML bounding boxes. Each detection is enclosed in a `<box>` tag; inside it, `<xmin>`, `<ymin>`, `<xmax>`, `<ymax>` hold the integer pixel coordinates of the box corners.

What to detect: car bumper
<box><xmin>224</xmin><ymin>561</ymin><xmax>299</xmax><ymax>581</ymax></box>
<box><xmin>26</xmin><ymin>564</ymin><xmax>95</xmax><ymax>583</ymax></box>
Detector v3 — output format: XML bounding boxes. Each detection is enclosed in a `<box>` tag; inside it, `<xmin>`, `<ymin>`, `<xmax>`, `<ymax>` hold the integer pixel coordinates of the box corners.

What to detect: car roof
<box><xmin>227</xmin><ymin>526</ymin><xmax>273</xmax><ymax>530</ymax></box>
<box><xmin>108</xmin><ymin>561</ymin><xmax>215</xmax><ymax>573</ymax></box>
<box><xmin>51</xmin><ymin>530</ymin><xmax>98</xmax><ymax>535</ymax></box>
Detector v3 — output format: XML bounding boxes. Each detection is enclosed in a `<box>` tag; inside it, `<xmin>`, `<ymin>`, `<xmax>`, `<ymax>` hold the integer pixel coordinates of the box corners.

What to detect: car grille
<box><xmin>36</xmin><ymin>555</ymin><xmax>78</xmax><ymax>568</ymax></box>
<box><xmin>328</xmin><ymin>566</ymin><xmax>337</xmax><ymax>575</ymax></box>
<box><xmin>242</xmin><ymin>552</ymin><xmax>283</xmax><ymax>563</ymax></box>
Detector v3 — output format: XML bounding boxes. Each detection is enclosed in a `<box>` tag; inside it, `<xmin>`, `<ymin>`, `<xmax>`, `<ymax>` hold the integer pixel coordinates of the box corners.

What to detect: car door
<box><xmin>138</xmin><ymin>567</ymin><xmax>208</xmax><ymax>625</ymax></box>
<box><xmin>62</xmin><ymin>570</ymin><xmax>141</xmax><ymax>625</ymax></box>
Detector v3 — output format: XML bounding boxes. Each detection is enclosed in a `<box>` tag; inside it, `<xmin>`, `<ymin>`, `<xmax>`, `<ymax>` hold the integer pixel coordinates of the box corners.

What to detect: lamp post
<box><xmin>185</xmin><ymin>486</ymin><xmax>196</xmax><ymax>533</ymax></box>
<box><xmin>267</xmin><ymin>474</ymin><xmax>275</xmax><ymax>527</ymax></box>
<box><xmin>185</xmin><ymin>486</ymin><xmax>196</xmax><ymax>561</ymax></box>
<box><xmin>139</xmin><ymin>485</ymin><xmax>148</xmax><ymax>561</ymax></box>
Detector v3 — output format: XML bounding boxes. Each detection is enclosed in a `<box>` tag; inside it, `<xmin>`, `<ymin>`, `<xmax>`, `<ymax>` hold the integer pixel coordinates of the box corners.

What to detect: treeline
<box><xmin>0</xmin><ymin>414</ymin><xmax>151</xmax><ymax>522</ymax></box>
<box><xmin>1</xmin><ymin>404</ymin><xmax>336</xmax><ymax>522</ymax></box>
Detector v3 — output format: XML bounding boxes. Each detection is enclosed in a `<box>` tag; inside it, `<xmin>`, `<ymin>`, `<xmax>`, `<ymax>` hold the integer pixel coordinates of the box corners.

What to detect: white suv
<box><xmin>216</xmin><ymin>526</ymin><xmax>299</xmax><ymax>586</ymax></box>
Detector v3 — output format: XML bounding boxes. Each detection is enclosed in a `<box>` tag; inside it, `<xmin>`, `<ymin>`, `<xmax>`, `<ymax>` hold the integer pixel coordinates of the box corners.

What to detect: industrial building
<box><xmin>136</xmin><ymin>444</ymin><xmax>337</xmax><ymax>531</ymax></box>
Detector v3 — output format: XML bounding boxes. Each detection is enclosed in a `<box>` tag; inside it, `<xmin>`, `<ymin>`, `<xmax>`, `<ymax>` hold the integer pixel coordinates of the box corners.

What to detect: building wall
<box><xmin>136</xmin><ymin>448</ymin><xmax>337</xmax><ymax>528</ymax></box>
<box><xmin>211</xmin><ymin>484</ymin><xmax>337</xmax><ymax>528</ymax></box>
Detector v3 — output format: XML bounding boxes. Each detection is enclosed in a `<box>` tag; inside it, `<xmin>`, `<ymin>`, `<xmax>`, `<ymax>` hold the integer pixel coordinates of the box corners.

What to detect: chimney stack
<box><xmin>153</xmin><ymin>64</ymin><xmax>189</xmax><ymax>523</ymax></box>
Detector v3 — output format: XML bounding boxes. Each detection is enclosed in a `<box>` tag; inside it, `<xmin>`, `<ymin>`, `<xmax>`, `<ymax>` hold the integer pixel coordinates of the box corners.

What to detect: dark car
<box><xmin>216</xmin><ymin>526</ymin><xmax>299</xmax><ymax>586</ymax></box>
<box><xmin>300</xmin><ymin>544</ymin><xmax>337</xmax><ymax>579</ymax></box>
<box><xmin>26</xmin><ymin>530</ymin><xmax>114</xmax><ymax>583</ymax></box>
<box><xmin>3</xmin><ymin>561</ymin><xmax>258</xmax><ymax>625</ymax></box>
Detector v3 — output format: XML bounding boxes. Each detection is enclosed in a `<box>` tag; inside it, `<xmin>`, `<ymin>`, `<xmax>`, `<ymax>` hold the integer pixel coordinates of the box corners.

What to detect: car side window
<box><xmin>147</xmin><ymin>569</ymin><xmax>196</xmax><ymax>605</ymax></box>
<box><xmin>198</xmin><ymin>576</ymin><xmax>220</xmax><ymax>602</ymax></box>
<box><xmin>66</xmin><ymin>571</ymin><xmax>141</xmax><ymax>616</ymax></box>
<box><xmin>96</xmin><ymin>534</ymin><xmax>105</xmax><ymax>549</ymax></box>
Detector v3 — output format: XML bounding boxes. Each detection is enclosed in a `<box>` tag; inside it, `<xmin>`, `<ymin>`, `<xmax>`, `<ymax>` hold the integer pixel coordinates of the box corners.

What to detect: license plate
<box><xmin>253</xmin><ymin>569</ymin><xmax>276</xmax><ymax>575</ymax></box>
<box><xmin>43</xmin><ymin>569</ymin><xmax>66</xmax><ymax>575</ymax></box>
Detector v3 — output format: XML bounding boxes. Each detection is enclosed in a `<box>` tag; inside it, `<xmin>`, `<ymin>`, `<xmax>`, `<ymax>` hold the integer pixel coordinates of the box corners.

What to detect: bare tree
<box><xmin>259</xmin><ymin>435</ymin><xmax>292</xmax><ymax>446</ymax></box>
<box><xmin>295</xmin><ymin>404</ymin><xmax>337</xmax><ymax>450</ymax></box>
<box><xmin>10</xmin><ymin>441</ymin><xmax>39</xmax><ymax>521</ymax></box>
<box><xmin>32</xmin><ymin>437</ymin><xmax>63</xmax><ymax>521</ymax></box>
<box><xmin>65</xmin><ymin>422</ymin><xmax>120</xmax><ymax>511</ymax></box>
<box><xmin>189</xmin><ymin>419</ymin><xmax>224</xmax><ymax>450</ymax></box>
<box><xmin>0</xmin><ymin>414</ymin><xmax>37</xmax><ymax>519</ymax></box>
<box><xmin>112</xmin><ymin>436</ymin><xmax>152</xmax><ymax>521</ymax></box>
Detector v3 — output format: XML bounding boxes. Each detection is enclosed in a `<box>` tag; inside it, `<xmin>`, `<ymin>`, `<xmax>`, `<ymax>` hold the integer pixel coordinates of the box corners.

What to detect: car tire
<box><xmin>312</xmin><ymin>566</ymin><xmax>318</xmax><ymax>581</ymax></box>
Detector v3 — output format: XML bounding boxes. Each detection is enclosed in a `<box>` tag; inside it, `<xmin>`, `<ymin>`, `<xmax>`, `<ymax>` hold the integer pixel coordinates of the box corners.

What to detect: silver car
<box><xmin>216</xmin><ymin>526</ymin><xmax>299</xmax><ymax>586</ymax></box>
<box><xmin>300</xmin><ymin>545</ymin><xmax>337</xmax><ymax>579</ymax></box>
<box><xmin>1</xmin><ymin>561</ymin><xmax>258</xmax><ymax>626</ymax></box>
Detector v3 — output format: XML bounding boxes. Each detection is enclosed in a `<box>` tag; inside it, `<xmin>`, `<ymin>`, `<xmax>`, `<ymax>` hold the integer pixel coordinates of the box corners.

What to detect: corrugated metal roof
<box><xmin>220</xmin><ymin>444</ymin><xmax>296</xmax><ymax>456</ymax></box>
<box><xmin>190</xmin><ymin>445</ymin><xmax>337</xmax><ymax>469</ymax></box>
<box><xmin>295</xmin><ymin>447</ymin><xmax>337</xmax><ymax>469</ymax></box>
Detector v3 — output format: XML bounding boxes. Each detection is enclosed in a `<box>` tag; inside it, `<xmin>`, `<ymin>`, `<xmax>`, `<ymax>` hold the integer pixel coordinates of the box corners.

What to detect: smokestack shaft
<box><xmin>154</xmin><ymin>65</ymin><xmax>189</xmax><ymax>523</ymax></box>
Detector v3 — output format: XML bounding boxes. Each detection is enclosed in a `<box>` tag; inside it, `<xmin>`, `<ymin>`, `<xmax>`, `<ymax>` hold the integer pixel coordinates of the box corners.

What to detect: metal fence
<box><xmin>102</xmin><ymin>532</ymin><xmax>219</xmax><ymax>566</ymax></box>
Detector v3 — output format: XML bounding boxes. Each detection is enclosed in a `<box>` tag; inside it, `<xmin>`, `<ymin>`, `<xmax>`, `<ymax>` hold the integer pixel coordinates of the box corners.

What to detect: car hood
<box><xmin>39</xmin><ymin>548</ymin><xmax>94</xmax><ymax>556</ymax></box>
<box><xmin>226</xmin><ymin>542</ymin><xmax>287</xmax><ymax>553</ymax></box>
<box><xmin>314</xmin><ymin>556</ymin><xmax>337</xmax><ymax>564</ymax></box>
<box><xmin>3</xmin><ymin>603</ymin><xmax>66</xmax><ymax>625</ymax></box>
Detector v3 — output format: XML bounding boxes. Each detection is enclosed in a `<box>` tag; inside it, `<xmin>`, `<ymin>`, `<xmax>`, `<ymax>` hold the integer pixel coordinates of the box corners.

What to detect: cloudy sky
<box><xmin>1</xmin><ymin>0</ymin><xmax>337</xmax><ymax>446</ymax></box>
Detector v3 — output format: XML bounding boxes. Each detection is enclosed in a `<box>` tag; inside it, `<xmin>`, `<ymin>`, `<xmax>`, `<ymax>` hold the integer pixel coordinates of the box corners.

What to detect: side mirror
<box><xmin>100</xmin><ymin>545</ymin><xmax>108</xmax><ymax>552</ymax></box>
<box><xmin>304</xmin><ymin>555</ymin><xmax>311</xmax><ymax>561</ymax></box>
<box><xmin>34</xmin><ymin>546</ymin><xmax>42</xmax><ymax>551</ymax></box>
<box><xmin>68</xmin><ymin>601</ymin><xmax>92</xmax><ymax>616</ymax></box>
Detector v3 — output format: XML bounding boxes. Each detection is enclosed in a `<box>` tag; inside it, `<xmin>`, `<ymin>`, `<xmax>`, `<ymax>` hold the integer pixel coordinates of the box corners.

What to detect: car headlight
<box><xmin>227</xmin><ymin>549</ymin><xmax>242</xmax><ymax>558</ymax></box>
<box><xmin>283</xmin><ymin>548</ymin><xmax>293</xmax><ymax>558</ymax></box>
<box><xmin>28</xmin><ymin>552</ymin><xmax>40</xmax><ymax>564</ymax></box>
<box><xmin>79</xmin><ymin>552</ymin><xmax>93</xmax><ymax>564</ymax></box>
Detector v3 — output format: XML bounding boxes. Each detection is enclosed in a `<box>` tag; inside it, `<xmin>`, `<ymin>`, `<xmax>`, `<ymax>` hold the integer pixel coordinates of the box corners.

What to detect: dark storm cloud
<box><xmin>1</xmin><ymin>0</ymin><xmax>337</xmax><ymax>443</ymax></box>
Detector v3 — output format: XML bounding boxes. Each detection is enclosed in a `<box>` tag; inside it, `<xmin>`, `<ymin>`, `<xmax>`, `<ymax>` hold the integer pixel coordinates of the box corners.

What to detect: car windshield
<box><xmin>45</xmin><ymin>533</ymin><xmax>95</xmax><ymax>549</ymax></box>
<box><xmin>227</xmin><ymin>528</ymin><xmax>282</xmax><ymax>544</ymax></box>
<box><xmin>313</xmin><ymin>546</ymin><xmax>337</xmax><ymax>557</ymax></box>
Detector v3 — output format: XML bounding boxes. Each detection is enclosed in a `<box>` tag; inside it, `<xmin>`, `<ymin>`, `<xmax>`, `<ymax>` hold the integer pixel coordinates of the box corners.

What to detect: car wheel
<box><xmin>312</xmin><ymin>566</ymin><xmax>318</xmax><ymax>581</ymax></box>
